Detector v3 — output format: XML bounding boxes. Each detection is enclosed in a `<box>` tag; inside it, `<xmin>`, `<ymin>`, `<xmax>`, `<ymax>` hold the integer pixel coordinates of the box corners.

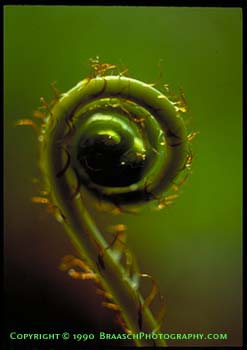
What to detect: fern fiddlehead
<box><xmin>21</xmin><ymin>61</ymin><xmax>192</xmax><ymax>346</ymax></box>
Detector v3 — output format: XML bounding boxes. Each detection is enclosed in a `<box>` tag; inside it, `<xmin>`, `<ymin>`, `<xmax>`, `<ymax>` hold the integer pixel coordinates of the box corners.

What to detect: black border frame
<box><xmin>1</xmin><ymin>2</ymin><xmax>245</xmax><ymax>350</ymax></box>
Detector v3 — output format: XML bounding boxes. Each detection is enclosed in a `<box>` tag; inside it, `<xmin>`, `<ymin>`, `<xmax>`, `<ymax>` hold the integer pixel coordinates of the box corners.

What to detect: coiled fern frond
<box><xmin>17</xmin><ymin>59</ymin><xmax>194</xmax><ymax>346</ymax></box>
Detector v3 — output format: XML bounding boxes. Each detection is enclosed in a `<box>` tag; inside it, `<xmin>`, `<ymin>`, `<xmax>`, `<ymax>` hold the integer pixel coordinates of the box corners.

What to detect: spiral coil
<box><xmin>40</xmin><ymin>75</ymin><xmax>188</xmax><ymax>208</ymax></box>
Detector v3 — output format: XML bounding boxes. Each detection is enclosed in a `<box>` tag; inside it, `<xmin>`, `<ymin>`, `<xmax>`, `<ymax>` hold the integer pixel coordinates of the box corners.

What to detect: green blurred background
<box><xmin>4</xmin><ymin>6</ymin><xmax>242</xmax><ymax>347</ymax></box>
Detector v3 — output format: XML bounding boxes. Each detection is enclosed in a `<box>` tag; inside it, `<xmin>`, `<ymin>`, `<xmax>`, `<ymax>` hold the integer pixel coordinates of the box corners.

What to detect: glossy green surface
<box><xmin>4</xmin><ymin>6</ymin><xmax>242</xmax><ymax>347</ymax></box>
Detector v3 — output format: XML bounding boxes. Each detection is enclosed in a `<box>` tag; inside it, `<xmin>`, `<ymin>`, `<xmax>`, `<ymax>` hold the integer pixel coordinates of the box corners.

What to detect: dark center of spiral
<box><xmin>76</xmin><ymin>116</ymin><xmax>148</xmax><ymax>187</ymax></box>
